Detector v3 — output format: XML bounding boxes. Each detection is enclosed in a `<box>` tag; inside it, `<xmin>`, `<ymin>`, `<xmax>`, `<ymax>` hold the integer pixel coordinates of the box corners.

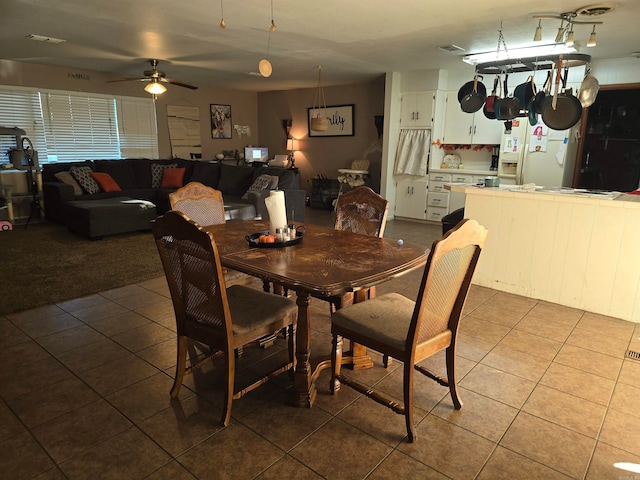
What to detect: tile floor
<box><xmin>2</xmin><ymin>209</ymin><xmax>640</xmax><ymax>479</ymax></box>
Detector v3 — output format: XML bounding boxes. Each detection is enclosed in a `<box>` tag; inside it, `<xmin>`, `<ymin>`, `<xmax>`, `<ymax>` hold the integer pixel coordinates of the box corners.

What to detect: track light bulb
<box><xmin>533</xmin><ymin>20</ymin><xmax>542</xmax><ymax>42</ymax></box>
<box><xmin>565</xmin><ymin>28</ymin><xmax>575</xmax><ymax>48</ymax></box>
<box><xmin>587</xmin><ymin>25</ymin><xmax>597</xmax><ymax>47</ymax></box>
<box><xmin>554</xmin><ymin>20</ymin><xmax>565</xmax><ymax>43</ymax></box>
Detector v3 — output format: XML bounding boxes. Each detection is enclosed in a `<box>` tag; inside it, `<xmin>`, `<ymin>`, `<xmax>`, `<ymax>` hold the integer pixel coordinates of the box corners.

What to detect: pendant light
<box><xmin>258</xmin><ymin>0</ymin><xmax>275</xmax><ymax>77</ymax></box>
<box><xmin>310</xmin><ymin>65</ymin><xmax>328</xmax><ymax>131</ymax></box>
<box><xmin>219</xmin><ymin>0</ymin><xmax>226</xmax><ymax>28</ymax></box>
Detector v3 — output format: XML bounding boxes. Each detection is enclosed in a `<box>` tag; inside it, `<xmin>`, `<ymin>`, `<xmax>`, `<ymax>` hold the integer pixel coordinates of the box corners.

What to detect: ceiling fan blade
<box><xmin>106</xmin><ymin>77</ymin><xmax>150</xmax><ymax>83</ymax></box>
<box><xmin>163</xmin><ymin>78</ymin><xmax>198</xmax><ymax>90</ymax></box>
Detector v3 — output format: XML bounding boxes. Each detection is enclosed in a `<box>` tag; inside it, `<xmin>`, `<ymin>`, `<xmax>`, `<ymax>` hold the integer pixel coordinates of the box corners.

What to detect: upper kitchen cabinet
<box><xmin>400</xmin><ymin>92</ymin><xmax>435</xmax><ymax>128</ymax></box>
<box><xmin>443</xmin><ymin>91</ymin><xmax>501</xmax><ymax>145</ymax></box>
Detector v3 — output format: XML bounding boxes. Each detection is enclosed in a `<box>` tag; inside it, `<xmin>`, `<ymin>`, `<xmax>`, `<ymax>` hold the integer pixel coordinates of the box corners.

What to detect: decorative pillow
<box><xmin>54</xmin><ymin>171</ymin><xmax>83</xmax><ymax>196</ymax></box>
<box><xmin>151</xmin><ymin>163</ymin><xmax>177</xmax><ymax>188</ymax></box>
<box><xmin>160</xmin><ymin>167</ymin><xmax>186</xmax><ymax>189</ymax></box>
<box><xmin>217</xmin><ymin>164</ymin><xmax>255</xmax><ymax>196</ymax></box>
<box><xmin>69</xmin><ymin>165</ymin><xmax>100</xmax><ymax>194</ymax></box>
<box><xmin>242</xmin><ymin>174</ymin><xmax>279</xmax><ymax>199</ymax></box>
<box><xmin>90</xmin><ymin>172</ymin><xmax>122</xmax><ymax>192</ymax></box>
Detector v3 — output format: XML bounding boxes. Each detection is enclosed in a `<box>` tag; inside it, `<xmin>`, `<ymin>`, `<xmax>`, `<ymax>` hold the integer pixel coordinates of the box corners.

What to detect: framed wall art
<box><xmin>308</xmin><ymin>104</ymin><xmax>354</xmax><ymax>137</ymax></box>
<box><xmin>210</xmin><ymin>104</ymin><xmax>232</xmax><ymax>139</ymax></box>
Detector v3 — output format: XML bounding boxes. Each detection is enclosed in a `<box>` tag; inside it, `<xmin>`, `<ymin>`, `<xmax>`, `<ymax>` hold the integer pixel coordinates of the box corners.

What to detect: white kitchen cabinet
<box><xmin>400</xmin><ymin>92</ymin><xmax>434</xmax><ymax>128</ymax></box>
<box><xmin>394</xmin><ymin>177</ymin><xmax>428</xmax><ymax>219</ymax></box>
<box><xmin>443</xmin><ymin>91</ymin><xmax>501</xmax><ymax>145</ymax></box>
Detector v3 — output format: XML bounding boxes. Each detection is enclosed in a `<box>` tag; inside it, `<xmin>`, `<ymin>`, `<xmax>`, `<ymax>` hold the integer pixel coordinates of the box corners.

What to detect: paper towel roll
<box><xmin>265</xmin><ymin>190</ymin><xmax>287</xmax><ymax>234</ymax></box>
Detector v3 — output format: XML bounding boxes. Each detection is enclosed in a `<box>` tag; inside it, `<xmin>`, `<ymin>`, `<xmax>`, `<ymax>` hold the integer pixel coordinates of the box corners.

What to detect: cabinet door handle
<box><xmin>469</xmin><ymin>126</ymin><xmax>473</xmax><ymax>135</ymax></box>
<box><xmin>407</xmin><ymin>186</ymin><xmax>410</xmax><ymax>194</ymax></box>
<box><xmin>474</xmin><ymin>125</ymin><xmax>477</xmax><ymax>134</ymax></box>
<box><xmin>416</xmin><ymin>112</ymin><xmax>419</xmax><ymax>120</ymax></box>
<box><xmin>411</xmin><ymin>187</ymin><xmax>414</xmax><ymax>194</ymax></box>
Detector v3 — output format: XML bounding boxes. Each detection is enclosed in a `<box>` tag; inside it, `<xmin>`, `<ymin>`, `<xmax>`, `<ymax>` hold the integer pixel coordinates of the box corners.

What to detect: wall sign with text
<box><xmin>307</xmin><ymin>104</ymin><xmax>354</xmax><ymax>137</ymax></box>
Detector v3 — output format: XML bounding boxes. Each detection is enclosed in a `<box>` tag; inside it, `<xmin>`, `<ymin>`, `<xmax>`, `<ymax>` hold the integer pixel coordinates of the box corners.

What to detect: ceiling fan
<box><xmin>107</xmin><ymin>59</ymin><xmax>198</xmax><ymax>94</ymax></box>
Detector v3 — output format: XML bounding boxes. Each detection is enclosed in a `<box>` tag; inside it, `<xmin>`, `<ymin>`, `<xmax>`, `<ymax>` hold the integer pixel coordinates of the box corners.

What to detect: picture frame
<box><xmin>210</xmin><ymin>104</ymin><xmax>232</xmax><ymax>139</ymax></box>
<box><xmin>308</xmin><ymin>104</ymin><xmax>354</xmax><ymax>137</ymax></box>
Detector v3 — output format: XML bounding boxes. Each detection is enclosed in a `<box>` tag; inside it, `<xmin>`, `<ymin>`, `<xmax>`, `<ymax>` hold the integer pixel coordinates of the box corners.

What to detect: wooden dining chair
<box><xmin>330</xmin><ymin>218</ymin><xmax>488</xmax><ymax>442</ymax></box>
<box><xmin>152</xmin><ymin>211</ymin><xmax>298</xmax><ymax>426</ymax></box>
<box><xmin>169</xmin><ymin>181</ymin><xmax>252</xmax><ymax>287</ymax></box>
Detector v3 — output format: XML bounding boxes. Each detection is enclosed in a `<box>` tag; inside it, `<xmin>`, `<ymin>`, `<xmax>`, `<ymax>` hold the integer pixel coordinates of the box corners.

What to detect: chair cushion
<box><xmin>226</xmin><ymin>285</ymin><xmax>297</xmax><ymax>336</ymax></box>
<box><xmin>332</xmin><ymin>293</ymin><xmax>415</xmax><ymax>351</ymax></box>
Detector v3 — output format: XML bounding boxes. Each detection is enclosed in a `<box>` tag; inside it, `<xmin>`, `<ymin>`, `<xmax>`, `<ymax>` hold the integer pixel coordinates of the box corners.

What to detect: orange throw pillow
<box><xmin>90</xmin><ymin>172</ymin><xmax>122</xmax><ymax>192</ymax></box>
<box><xmin>161</xmin><ymin>167</ymin><xmax>186</xmax><ymax>189</ymax></box>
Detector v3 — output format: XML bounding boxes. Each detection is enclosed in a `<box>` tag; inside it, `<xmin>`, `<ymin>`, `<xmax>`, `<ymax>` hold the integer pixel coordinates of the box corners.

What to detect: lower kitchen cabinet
<box><xmin>394</xmin><ymin>177</ymin><xmax>428</xmax><ymax>219</ymax></box>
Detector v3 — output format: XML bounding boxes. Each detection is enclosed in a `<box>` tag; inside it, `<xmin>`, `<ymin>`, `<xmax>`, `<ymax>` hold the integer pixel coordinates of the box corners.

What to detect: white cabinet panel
<box><xmin>400</xmin><ymin>92</ymin><xmax>434</xmax><ymax>128</ymax></box>
<box><xmin>443</xmin><ymin>91</ymin><xmax>501</xmax><ymax>145</ymax></box>
<box><xmin>427</xmin><ymin>192</ymin><xmax>449</xmax><ymax>208</ymax></box>
<box><xmin>394</xmin><ymin>177</ymin><xmax>428</xmax><ymax>219</ymax></box>
<box><xmin>426</xmin><ymin>206</ymin><xmax>448</xmax><ymax>222</ymax></box>
<box><xmin>429</xmin><ymin>172</ymin><xmax>452</xmax><ymax>182</ymax></box>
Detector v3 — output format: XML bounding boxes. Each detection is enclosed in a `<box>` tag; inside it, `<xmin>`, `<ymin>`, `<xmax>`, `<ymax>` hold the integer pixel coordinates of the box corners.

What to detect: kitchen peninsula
<box><xmin>449</xmin><ymin>184</ymin><xmax>640</xmax><ymax>323</ymax></box>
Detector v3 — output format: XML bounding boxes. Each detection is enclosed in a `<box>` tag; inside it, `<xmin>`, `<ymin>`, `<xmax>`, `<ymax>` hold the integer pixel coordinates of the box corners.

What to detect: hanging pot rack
<box><xmin>476</xmin><ymin>53</ymin><xmax>591</xmax><ymax>75</ymax></box>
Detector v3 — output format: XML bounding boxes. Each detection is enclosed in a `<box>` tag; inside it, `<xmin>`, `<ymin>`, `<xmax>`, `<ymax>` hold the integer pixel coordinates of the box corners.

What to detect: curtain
<box><xmin>394</xmin><ymin>129</ymin><xmax>431</xmax><ymax>176</ymax></box>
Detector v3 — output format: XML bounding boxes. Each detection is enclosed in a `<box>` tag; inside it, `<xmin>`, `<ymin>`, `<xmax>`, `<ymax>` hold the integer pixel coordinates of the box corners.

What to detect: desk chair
<box><xmin>330</xmin><ymin>219</ymin><xmax>488</xmax><ymax>442</ymax></box>
<box><xmin>152</xmin><ymin>211</ymin><xmax>297</xmax><ymax>426</ymax></box>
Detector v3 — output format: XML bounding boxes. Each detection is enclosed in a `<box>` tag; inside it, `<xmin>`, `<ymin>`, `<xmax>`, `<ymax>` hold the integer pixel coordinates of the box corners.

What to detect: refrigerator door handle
<box><xmin>516</xmin><ymin>143</ymin><xmax>526</xmax><ymax>184</ymax></box>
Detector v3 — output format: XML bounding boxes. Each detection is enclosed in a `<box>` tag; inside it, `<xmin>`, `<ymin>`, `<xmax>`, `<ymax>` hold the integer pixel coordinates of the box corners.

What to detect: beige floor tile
<box><xmin>111</xmin><ymin>322</ymin><xmax>176</xmax><ymax>352</ymax></box>
<box><xmin>459</xmin><ymin>314</ymin><xmax>511</xmax><ymax>343</ymax></box>
<box><xmin>290</xmin><ymin>418</ymin><xmax>392</xmax><ymax>480</ymax></box>
<box><xmin>112</xmin><ymin>289</ymin><xmax>170</xmax><ymax>311</ymax></box>
<box><xmin>0</xmin><ymin>340</ymin><xmax>51</xmax><ymax>372</ymax></box>
<box><xmin>69</xmin><ymin>300</ymin><xmax>129</xmax><ymax>323</ymax></box>
<box><xmin>368</xmin><ymin>450</ymin><xmax>448</xmax><ymax>479</ymax></box>
<box><xmin>609</xmin><ymin>382</ymin><xmax>640</xmax><ymax>419</ymax></box>
<box><xmin>585</xmin><ymin>441</ymin><xmax>640</xmax><ymax>480</ymax></box>
<box><xmin>100</xmin><ymin>284</ymin><xmax>149</xmax><ymax>300</ymax></box>
<box><xmin>566</xmin><ymin>327</ymin><xmax>630</xmax><ymax>358</ymax></box>
<box><xmin>35</xmin><ymin>324</ymin><xmax>106</xmax><ymax>355</ymax></box>
<box><xmin>177</xmin><ymin>422</ymin><xmax>285</xmax><ymax>479</ymax></box>
<box><xmin>619</xmin><ymin>360</ymin><xmax>640</xmax><ymax>388</ymax></box>
<box><xmin>539</xmin><ymin>362</ymin><xmax>615</xmax><ymax>406</ymax></box>
<box><xmin>516</xmin><ymin>314</ymin><xmax>575</xmax><ymax>342</ymax></box>
<box><xmin>88</xmin><ymin>309</ymin><xmax>152</xmax><ymax>337</ymax></box>
<box><xmin>500</xmin><ymin>412</ymin><xmax>595</xmax><ymax>479</ymax></box>
<box><xmin>56</xmin><ymin>294</ymin><xmax>109</xmax><ymax>314</ymax></box>
<box><xmin>137</xmin><ymin>337</ymin><xmax>177</xmax><ymax>371</ymax></box>
<box><xmin>372</xmin><ymin>365</ymin><xmax>450</xmax><ymax>413</ymax></box>
<box><xmin>0</xmin><ymin>318</ymin><xmax>30</xmax><ymax>349</ymax></box>
<box><xmin>466</xmin><ymin>285</ymin><xmax>498</xmax><ymax>304</ymax></box>
<box><xmin>134</xmin><ymin>299</ymin><xmax>175</xmax><ymax>321</ymax></box>
<box><xmin>57</xmin><ymin>427</ymin><xmax>171</xmax><ymax>479</ymax></box>
<box><xmin>466</xmin><ymin>303</ymin><xmax>525</xmax><ymax>328</ymax></box>
<box><xmin>478</xmin><ymin>446</ymin><xmax>573</xmax><ymax>480</ymax></box>
<box><xmin>0</xmin><ymin>400</ymin><xmax>26</xmax><ymax>441</ymax></box>
<box><xmin>31</xmin><ymin>467</ymin><xmax>67</xmax><ymax>479</ymax></box>
<box><xmin>31</xmin><ymin>398</ymin><xmax>132</xmax><ymax>463</ymax></box>
<box><xmin>255</xmin><ymin>455</ymin><xmax>324</xmax><ymax>479</ymax></box>
<box><xmin>554</xmin><ymin>344</ymin><xmax>623</xmax><ymax>380</ymax></box>
<box><xmin>485</xmin><ymin>291</ymin><xmax>537</xmax><ymax>315</ymax></box>
<box><xmin>398</xmin><ymin>415</ymin><xmax>496</xmax><ymax>480</ymax></box>
<box><xmin>599</xmin><ymin>408</ymin><xmax>640</xmax><ymax>457</ymax></box>
<box><xmin>456</xmin><ymin>332</ymin><xmax>495</xmax><ymax>362</ymax></box>
<box><xmin>431</xmin><ymin>387</ymin><xmax>518</xmax><ymax>442</ymax></box>
<box><xmin>144</xmin><ymin>460</ymin><xmax>198</xmax><ymax>480</ymax></box>
<box><xmin>522</xmin><ymin>384</ymin><xmax>606</xmax><ymax>437</ymax></box>
<box><xmin>481</xmin><ymin>344</ymin><xmax>551</xmax><ymax>382</ymax></box>
<box><xmin>577</xmin><ymin>312</ymin><xmax>636</xmax><ymax>341</ymax></box>
<box><xmin>76</xmin><ymin>353</ymin><xmax>160</xmax><ymax>396</ymax></box>
<box><xmin>18</xmin><ymin>312</ymin><xmax>84</xmax><ymax>339</ymax></box>
<box><xmin>0</xmin><ymin>431</ymin><xmax>55</xmax><ymax>479</ymax></box>
<box><xmin>136</xmin><ymin>276</ymin><xmax>170</xmax><ymax>296</ymax></box>
<box><xmin>527</xmin><ymin>302</ymin><xmax>584</xmax><ymax>327</ymax></box>
<box><xmin>7</xmin><ymin>304</ymin><xmax>67</xmax><ymax>325</ymax></box>
<box><xmin>56</xmin><ymin>338</ymin><xmax>131</xmax><ymax>374</ymax></box>
<box><xmin>0</xmin><ymin>355</ymin><xmax>72</xmax><ymax>400</ymax></box>
<box><xmin>497</xmin><ymin>329</ymin><xmax>563</xmax><ymax>361</ymax></box>
<box><xmin>460</xmin><ymin>363</ymin><xmax>536</xmax><ymax>408</ymax></box>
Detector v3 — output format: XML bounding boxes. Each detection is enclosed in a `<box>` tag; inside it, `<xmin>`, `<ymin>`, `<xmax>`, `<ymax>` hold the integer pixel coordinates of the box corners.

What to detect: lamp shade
<box><xmin>144</xmin><ymin>80</ymin><xmax>167</xmax><ymax>95</ymax></box>
<box><xmin>286</xmin><ymin>138</ymin><xmax>298</xmax><ymax>151</ymax></box>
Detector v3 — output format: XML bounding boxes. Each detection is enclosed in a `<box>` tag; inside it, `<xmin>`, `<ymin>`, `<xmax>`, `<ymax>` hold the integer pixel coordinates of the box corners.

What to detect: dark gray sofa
<box><xmin>42</xmin><ymin>158</ymin><xmax>305</xmax><ymax>236</ymax></box>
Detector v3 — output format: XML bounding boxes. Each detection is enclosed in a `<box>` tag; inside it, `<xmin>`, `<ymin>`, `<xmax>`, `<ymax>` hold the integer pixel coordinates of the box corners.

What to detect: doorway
<box><xmin>573</xmin><ymin>84</ymin><xmax>640</xmax><ymax>191</ymax></box>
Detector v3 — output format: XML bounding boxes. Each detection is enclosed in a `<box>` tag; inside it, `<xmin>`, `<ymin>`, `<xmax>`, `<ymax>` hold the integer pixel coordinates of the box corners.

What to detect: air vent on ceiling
<box><xmin>439</xmin><ymin>45</ymin><xmax>465</xmax><ymax>53</ymax></box>
<box><xmin>26</xmin><ymin>34</ymin><xmax>66</xmax><ymax>44</ymax></box>
<box><xmin>576</xmin><ymin>3</ymin><xmax>616</xmax><ymax>17</ymax></box>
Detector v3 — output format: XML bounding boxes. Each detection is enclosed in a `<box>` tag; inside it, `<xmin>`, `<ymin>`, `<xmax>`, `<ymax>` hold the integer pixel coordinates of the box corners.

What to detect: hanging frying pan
<box><xmin>483</xmin><ymin>76</ymin><xmax>500</xmax><ymax>120</ymax></box>
<box><xmin>514</xmin><ymin>76</ymin><xmax>535</xmax><ymax>108</ymax></box>
<box><xmin>533</xmin><ymin>70</ymin><xmax>551</xmax><ymax>114</ymax></box>
<box><xmin>460</xmin><ymin>75</ymin><xmax>486</xmax><ymax>113</ymax></box>
<box><xmin>541</xmin><ymin>63</ymin><xmax>583</xmax><ymax>131</ymax></box>
<box><xmin>497</xmin><ymin>74</ymin><xmax>521</xmax><ymax>120</ymax></box>
<box><xmin>458</xmin><ymin>75</ymin><xmax>487</xmax><ymax>103</ymax></box>
<box><xmin>578</xmin><ymin>69</ymin><xmax>600</xmax><ymax>108</ymax></box>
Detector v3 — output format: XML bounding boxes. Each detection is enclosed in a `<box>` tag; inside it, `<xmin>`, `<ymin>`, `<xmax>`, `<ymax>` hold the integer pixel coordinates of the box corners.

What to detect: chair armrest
<box><xmin>247</xmin><ymin>189</ymin><xmax>305</xmax><ymax>223</ymax></box>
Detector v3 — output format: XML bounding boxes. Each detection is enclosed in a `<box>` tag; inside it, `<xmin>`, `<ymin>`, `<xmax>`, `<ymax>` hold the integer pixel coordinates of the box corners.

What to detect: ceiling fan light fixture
<box><xmin>533</xmin><ymin>20</ymin><xmax>542</xmax><ymax>41</ymax></box>
<box><xmin>587</xmin><ymin>25</ymin><xmax>597</xmax><ymax>47</ymax></box>
<box><xmin>144</xmin><ymin>79</ymin><xmax>167</xmax><ymax>95</ymax></box>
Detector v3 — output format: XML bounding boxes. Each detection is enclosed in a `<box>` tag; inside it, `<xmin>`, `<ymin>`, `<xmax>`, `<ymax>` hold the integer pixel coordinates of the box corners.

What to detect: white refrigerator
<box><xmin>497</xmin><ymin>118</ymin><xmax>578</xmax><ymax>187</ymax></box>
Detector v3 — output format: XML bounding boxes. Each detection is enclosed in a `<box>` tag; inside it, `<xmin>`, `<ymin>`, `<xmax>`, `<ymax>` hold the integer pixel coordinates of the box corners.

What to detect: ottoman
<box><xmin>64</xmin><ymin>197</ymin><xmax>157</xmax><ymax>239</ymax></box>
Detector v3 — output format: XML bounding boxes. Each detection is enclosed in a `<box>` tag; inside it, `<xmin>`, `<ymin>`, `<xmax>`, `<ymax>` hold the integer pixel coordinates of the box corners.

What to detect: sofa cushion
<box><xmin>218</xmin><ymin>164</ymin><xmax>254</xmax><ymax>196</ymax></box>
<box><xmin>54</xmin><ymin>171</ymin><xmax>83</xmax><ymax>196</ymax></box>
<box><xmin>242</xmin><ymin>174</ymin><xmax>279</xmax><ymax>200</ymax></box>
<box><xmin>43</xmin><ymin>160</ymin><xmax>94</xmax><ymax>183</ymax></box>
<box><xmin>130</xmin><ymin>159</ymin><xmax>153</xmax><ymax>188</ymax></box>
<box><xmin>252</xmin><ymin>166</ymin><xmax>299</xmax><ymax>190</ymax></box>
<box><xmin>70</xmin><ymin>165</ymin><xmax>100</xmax><ymax>194</ymax></box>
<box><xmin>94</xmin><ymin>160</ymin><xmax>137</xmax><ymax>190</ymax></box>
<box><xmin>161</xmin><ymin>167</ymin><xmax>186</xmax><ymax>189</ymax></box>
<box><xmin>190</xmin><ymin>161</ymin><xmax>221</xmax><ymax>187</ymax></box>
<box><xmin>90</xmin><ymin>172</ymin><xmax>122</xmax><ymax>192</ymax></box>
<box><xmin>151</xmin><ymin>163</ymin><xmax>177</xmax><ymax>188</ymax></box>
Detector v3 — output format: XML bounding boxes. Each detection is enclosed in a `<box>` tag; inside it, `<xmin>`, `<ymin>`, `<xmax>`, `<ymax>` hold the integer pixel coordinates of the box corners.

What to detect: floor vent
<box><xmin>626</xmin><ymin>350</ymin><xmax>640</xmax><ymax>362</ymax></box>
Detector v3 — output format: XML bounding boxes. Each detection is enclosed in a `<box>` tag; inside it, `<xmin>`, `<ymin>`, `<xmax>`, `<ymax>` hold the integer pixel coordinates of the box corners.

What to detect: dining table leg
<box><xmin>291</xmin><ymin>290</ymin><xmax>316</xmax><ymax>408</ymax></box>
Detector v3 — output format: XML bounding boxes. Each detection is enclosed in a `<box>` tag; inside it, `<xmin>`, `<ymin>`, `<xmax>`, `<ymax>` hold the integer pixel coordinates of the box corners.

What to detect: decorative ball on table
<box><xmin>397</xmin><ymin>239</ymin><xmax>404</xmax><ymax>246</ymax></box>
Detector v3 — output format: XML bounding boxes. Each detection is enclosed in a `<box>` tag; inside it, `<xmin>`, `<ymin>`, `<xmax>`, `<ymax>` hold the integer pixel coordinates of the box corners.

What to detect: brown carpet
<box><xmin>0</xmin><ymin>221</ymin><xmax>163</xmax><ymax>315</ymax></box>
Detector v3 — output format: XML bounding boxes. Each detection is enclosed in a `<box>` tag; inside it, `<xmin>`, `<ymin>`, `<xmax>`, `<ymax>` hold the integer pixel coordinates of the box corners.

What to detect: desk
<box><xmin>204</xmin><ymin>220</ymin><xmax>428</xmax><ymax>406</ymax></box>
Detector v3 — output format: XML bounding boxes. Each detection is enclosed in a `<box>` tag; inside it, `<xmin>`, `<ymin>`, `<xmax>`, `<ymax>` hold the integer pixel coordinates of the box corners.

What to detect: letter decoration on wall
<box><xmin>307</xmin><ymin>104</ymin><xmax>354</xmax><ymax>137</ymax></box>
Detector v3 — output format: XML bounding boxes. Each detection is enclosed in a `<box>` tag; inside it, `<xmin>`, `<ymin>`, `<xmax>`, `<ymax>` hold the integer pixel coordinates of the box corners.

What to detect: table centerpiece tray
<box><xmin>246</xmin><ymin>231</ymin><xmax>304</xmax><ymax>248</ymax></box>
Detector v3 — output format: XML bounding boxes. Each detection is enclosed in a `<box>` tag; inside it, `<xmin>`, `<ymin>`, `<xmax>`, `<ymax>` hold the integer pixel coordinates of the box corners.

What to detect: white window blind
<box><xmin>0</xmin><ymin>86</ymin><xmax>47</xmax><ymax>161</ymax></box>
<box><xmin>115</xmin><ymin>97</ymin><xmax>158</xmax><ymax>158</ymax></box>
<box><xmin>40</xmin><ymin>91</ymin><xmax>120</xmax><ymax>162</ymax></box>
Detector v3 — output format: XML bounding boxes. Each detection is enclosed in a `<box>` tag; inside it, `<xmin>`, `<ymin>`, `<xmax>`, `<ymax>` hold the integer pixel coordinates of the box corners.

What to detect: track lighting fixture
<box><xmin>533</xmin><ymin>20</ymin><xmax>542</xmax><ymax>41</ymax></box>
<box><xmin>587</xmin><ymin>25</ymin><xmax>597</xmax><ymax>47</ymax></box>
<box><xmin>565</xmin><ymin>26</ymin><xmax>575</xmax><ymax>47</ymax></box>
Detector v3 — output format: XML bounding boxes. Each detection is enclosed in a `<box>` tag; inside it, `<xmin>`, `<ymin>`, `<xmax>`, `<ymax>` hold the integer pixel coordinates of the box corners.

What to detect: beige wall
<box><xmin>257</xmin><ymin>77</ymin><xmax>385</xmax><ymax>194</ymax></box>
<box><xmin>0</xmin><ymin>59</ymin><xmax>258</xmax><ymax>160</ymax></box>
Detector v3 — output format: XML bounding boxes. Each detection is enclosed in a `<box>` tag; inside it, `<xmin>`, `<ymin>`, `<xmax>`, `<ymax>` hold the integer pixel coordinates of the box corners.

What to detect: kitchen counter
<box><xmin>454</xmin><ymin>183</ymin><xmax>640</xmax><ymax>323</ymax></box>
<box><xmin>430</xmin><ymin>168</ymin><xmax>495</xmax><ymax>176</ymax></box>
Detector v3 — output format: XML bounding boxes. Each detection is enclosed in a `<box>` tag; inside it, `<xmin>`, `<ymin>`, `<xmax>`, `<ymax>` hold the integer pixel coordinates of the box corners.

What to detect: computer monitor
<box><xmin>244</xmin><ymin>147</ymin><xmax>269</xmax><ymax>163</ymax></box>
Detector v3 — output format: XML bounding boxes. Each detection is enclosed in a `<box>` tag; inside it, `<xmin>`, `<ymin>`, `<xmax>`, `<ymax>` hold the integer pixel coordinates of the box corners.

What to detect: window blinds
<box><xmin>115</xmin><ymin>97</ymin><xmax>159</xmax><ymax>158</ymax></box>
<box><xmin>0</xmin><ymin>87</ymin><xmax>47</xmax><ymax>161</ymax></box>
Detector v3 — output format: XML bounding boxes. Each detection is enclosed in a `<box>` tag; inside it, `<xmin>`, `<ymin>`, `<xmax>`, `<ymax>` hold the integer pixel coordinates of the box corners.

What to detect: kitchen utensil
<box><xmin>514</xmin><ymin>76</ymin><xmax>535</xmax><ymax>107</ymax></box>
<box><xmin>578</xmin><ymin>70</ymin><xmax>600</xmax><ymax>108</ymax></box>
<box><xmin>533</xmin><ymin>70</ymin><xmax>551</xmax><ymax>114</ymax></box>
<box><xmin>483</xmin><ymin>76</ymin><xmax>500</xmax><ymax>120</ymax></box>
<box><xmin>497</xmin><ymin>75</ymin><xmax>521</xmax><ymax>120</ymax></box>
<box><xmin>457</xmin><ymin>75</ymin><xmax>487</xmax><ymax>103</ymax></box>
<box><xmin>484</xmin><ymin>176</ymin><xmax>500</xmax><ymax>187</ymax></box>
<box><xmin>541</xmin><ymin>64</ymin><xmax>583</xmax><ymax>131</ymax></box>
<box><xmin>460</xmin><ymin>75</ymin><xmax>486</xmax><ymax>113</ymax></box>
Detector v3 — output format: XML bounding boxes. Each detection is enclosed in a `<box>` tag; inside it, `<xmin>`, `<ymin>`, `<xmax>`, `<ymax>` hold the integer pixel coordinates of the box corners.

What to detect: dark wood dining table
<box><xmin>204</xmin><ymin>219</ymin><xmax>428</xmax><ymax>407</ymax></box>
